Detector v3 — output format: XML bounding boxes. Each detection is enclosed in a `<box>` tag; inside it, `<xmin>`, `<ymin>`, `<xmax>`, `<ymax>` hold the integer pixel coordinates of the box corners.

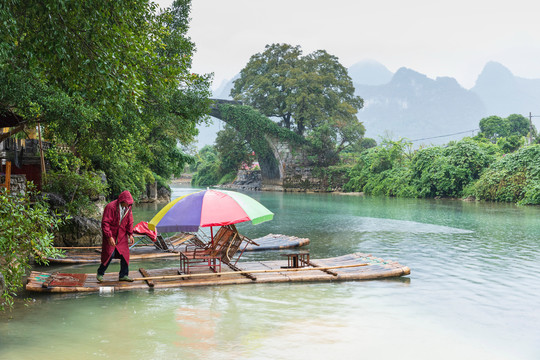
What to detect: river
<box><xmin>1</xmin><ymin>185</ymin><xmax>539</xmax><ymax>359</ymax></box>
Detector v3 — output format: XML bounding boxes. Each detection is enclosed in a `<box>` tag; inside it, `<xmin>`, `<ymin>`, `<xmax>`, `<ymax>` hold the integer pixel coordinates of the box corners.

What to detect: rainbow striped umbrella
<box><xmin>148</xmin><ymin>189</ymin><xmax>274</xmax><ymax>233</ymax></box>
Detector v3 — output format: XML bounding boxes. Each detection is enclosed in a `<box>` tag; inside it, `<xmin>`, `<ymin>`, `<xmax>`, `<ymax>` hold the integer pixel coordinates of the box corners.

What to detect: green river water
<box><xmin>1</xmin><ymin>185</ymin><xmax>539</xmax><ymax>359</ymax></box>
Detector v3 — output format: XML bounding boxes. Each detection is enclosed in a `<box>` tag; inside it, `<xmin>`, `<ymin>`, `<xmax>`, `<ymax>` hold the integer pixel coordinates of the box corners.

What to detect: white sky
<box><xmin>157</xmin><ymin>0</ymin><xmax>540</xmax><ymax>90</ymax></box>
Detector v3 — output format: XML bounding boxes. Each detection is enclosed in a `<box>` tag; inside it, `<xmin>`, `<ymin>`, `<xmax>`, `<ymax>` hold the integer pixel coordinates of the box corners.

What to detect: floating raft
<box><xmin>244</xmin><ymin>234</ymin><xmax>310</xmax><ymax>251</ymax></box>
<box><xmin>26</xmin><ymin>253</ymin><xmax>410</xmax><ymax>293</ymax></box>
<box><xmin>47</xmin><ymin>234</ymin><xmax>309</xmax><ymax>264</ymax></box>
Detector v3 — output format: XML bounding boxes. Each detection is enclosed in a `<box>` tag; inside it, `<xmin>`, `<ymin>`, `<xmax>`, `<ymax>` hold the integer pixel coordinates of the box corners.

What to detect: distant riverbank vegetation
<box><xmin>342</xmin><ymin>121</ymin><xmax>539</xmax><ymax>205</ymax></box>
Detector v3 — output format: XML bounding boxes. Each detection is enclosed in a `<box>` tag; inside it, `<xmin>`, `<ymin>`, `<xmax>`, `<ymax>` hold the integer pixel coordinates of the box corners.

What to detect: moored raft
<box><xmin>47</xmin><ymin>234</ymin><xmax>310</xmax><ymax>264</ymax></box>
<box><xmin>244</xmin><ymin>234</ymin><xmax>310</xmax><ymax>251</ymax></box>
<box><xmin>26</xmin><ymin>253</ymin><xmax>410</xmax><ymax>293</ymax></box>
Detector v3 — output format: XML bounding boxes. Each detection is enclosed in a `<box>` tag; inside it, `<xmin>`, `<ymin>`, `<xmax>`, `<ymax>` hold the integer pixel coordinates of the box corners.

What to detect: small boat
<box><xmin>48</xmin><ymin>233</ymin><xmax>310</xmax><ymax>265</ymax></box>
<box><xmin>26</xmin><ymin>253</ymin><xmax>410</xmax><ymax>293</ymax></box>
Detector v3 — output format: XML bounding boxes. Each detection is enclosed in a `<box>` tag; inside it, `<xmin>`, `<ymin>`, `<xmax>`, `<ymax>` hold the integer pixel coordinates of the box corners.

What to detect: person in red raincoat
<box><xmin>96</xmin><ymin>190</ymin><xmax>135</xmax><ymax>282</ymax></box>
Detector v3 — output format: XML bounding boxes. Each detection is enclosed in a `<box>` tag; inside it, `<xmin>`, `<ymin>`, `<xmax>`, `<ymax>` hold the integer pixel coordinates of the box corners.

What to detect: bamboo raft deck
<box><xmin>47</xmin><ymin>234</ymin><xmax>310</xmax><ymax>264</ymax></box>
<box><xmin>26</xmin><ymin>253</ymin><xmax>410</xmax><ymax>293</ymax></box>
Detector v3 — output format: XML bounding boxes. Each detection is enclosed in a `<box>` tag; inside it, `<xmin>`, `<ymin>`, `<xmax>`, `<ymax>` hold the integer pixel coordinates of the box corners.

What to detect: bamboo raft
<box><xmin>244</xmin><ymin>234</ymin><xmax>310</xmax><ymax>251</ymax></box>
<box><xmin>48</xmin><ymin>234</ymin><xmax>310</xmax><ymax>264</ymax></box>
<box><xmin>26</xmin><ymin>253</ymin><xmax>410</xmax><ymax>293</ymax></box>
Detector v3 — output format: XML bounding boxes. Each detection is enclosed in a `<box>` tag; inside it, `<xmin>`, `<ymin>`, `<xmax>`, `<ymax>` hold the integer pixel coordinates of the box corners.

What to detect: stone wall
<box><xmin>54</xmin><ymin>216</ymin><xmax>102</xmax><ymax>247</ymax></box>
<box><xmin>222</xmin><ymin>170</ymin><xmax>262</xmax><ymax>191</ymax></box>
<box><xmin>139</xmin><ymin>181</ymin><xmax>171</xmax><ymax>203</ymax></box>
<box><xmin>0</xmin><ymin>174</ymin><xmax>26</xmax><ymax>194</ymax></box>
<box><xmin>282</xmin><ymin>166</ymin><xmax>350</xmax><ymax>192</ymax></box>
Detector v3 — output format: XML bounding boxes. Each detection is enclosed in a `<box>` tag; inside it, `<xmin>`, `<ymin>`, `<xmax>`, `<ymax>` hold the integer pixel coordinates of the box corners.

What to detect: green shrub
<box><xmin>469</xmin><ymin>145</ymin><xmax>540</xmax><ymax>204</ymax></box>
<box><xmin>0</xmin><ymin>184</ymin><xmax>64</xmax><ymax>310</ymax></box>
<box><xmin>43</xmin><ymin>171</ymin><xmax>107</xmax><ymax>217</ymax></box>
<box><xmin>411</xmin><ymin>139</ymin><xmax>495</xmax><ymax>198</ymax></box>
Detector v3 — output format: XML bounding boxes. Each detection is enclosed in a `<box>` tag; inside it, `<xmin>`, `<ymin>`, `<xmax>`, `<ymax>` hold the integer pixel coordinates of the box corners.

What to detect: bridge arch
<box><xmin>209</xmin><ymin>99</ymin><xmax>308</xmax><ymax>186</ymax></box>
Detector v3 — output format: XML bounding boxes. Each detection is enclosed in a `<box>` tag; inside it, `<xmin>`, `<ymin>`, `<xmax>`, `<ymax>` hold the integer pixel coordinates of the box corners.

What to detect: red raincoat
<box><xmin>100</xmin><ymin>190</ymin><xmax>134</xmax><ymax>265</ymax></box>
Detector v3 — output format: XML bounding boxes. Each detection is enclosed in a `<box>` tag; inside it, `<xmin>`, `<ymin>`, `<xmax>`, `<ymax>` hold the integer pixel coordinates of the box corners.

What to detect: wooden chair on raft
<box><xmin>179</xmin><ymin>224</ymin><xmax>258</xmax><ymax>274</ymax></box>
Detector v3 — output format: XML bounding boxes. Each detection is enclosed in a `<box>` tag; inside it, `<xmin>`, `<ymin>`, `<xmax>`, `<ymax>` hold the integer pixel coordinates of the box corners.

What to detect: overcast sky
<box><xmin>156</xmin><ymin>0</ymin><xmax>540</xmax><ymax>91</ymax></box>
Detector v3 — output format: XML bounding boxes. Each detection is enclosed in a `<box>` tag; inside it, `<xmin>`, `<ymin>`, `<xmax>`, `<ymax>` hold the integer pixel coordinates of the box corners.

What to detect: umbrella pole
<box><xmin>210</xmin><ymin>226</ymin><xmax>214</xmax><ymax>246</ymax></box>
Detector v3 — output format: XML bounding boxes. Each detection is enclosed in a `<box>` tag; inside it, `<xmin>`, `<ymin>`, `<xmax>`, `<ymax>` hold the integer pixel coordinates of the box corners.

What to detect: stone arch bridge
<box><xmin>210</xmin><ymin>99</ymin><xmax>310</xmax><ymax>189</ymax></box>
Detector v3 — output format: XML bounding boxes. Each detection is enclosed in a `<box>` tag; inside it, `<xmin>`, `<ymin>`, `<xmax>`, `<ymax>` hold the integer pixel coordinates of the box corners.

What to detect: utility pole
<box><xmin>529</xmin><ymin>112</ymin><xmax>539</xmax><ymax>145</ymax></box>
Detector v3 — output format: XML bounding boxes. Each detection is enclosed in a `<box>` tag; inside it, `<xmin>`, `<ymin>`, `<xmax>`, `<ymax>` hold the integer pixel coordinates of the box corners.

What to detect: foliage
<box><xmin>218</xmin><ymin>172</ymin><xmax>237</xmax><ymax>185</ymax></box>
<box><xmin>305</xmin><ymin>124</ymin><xmax>340</xmax><ymax>166</ymax></box>
<box><xmin>230</xmin><ymin>43</ymin><xmax>364</xmax><ymax>153</ymax></box>
<box><xmin>496</xmin><ymin>135</ymin><xmax>524</xmax><ymax>153</ymax></box>
<box><xmin>0</xmin><ymin>0</ymin><xmax>211</xmax><ymax>201</ymax></box>
<box><xmin>478</xmin><ymin>114</ymin><xmax>532</xmax><ymax>143</ymax></box>
<box><xmin>312</xmin><ymin>164</ymin><xmax>353</xmax><ymax>191</ymax></box>
<box><xmin>411</xmin><ymin>139</ymin><xmax>495</xmax><ymax>198</ymax></box>
<box><xmin>358</xmin><ymin>137</ymin><xmax>377</xmax><ymax>151</ymax></box>
<box><xmin>218</xmin><ymin>104</ymin><xmax>307</xmax><ymax>178</ymax></box>
<box><xmin>468</xmin><ymin>145</ymin><xmax>540</xmax><ymax>204</ymax></box>
<box><xmin>344</xmin><ymin>138</ymin><xmax>498</xmax><ymax>199</ymax></box>
<box><xmin>43</xmin><ymin>171</ymin><xmax>106</xmax><ymax>217</ymax></box>
<box><xmin>191</xmin><ymin>146</ymin><xmax>221</xmax><ymax>187</ymax></box>
<box><xmin>343</xmin><ymin>138</ymin><xmax>415</xmax><ymax>196</ymax></box>
<box><xmin>215</xmin><ymin>124</ymin><xmax>252</xmax><ymax>175</ymax></box>
<box><xmin>0</xmin><ymin>185</ymin><xmax>64</xmax><ymax>310</ymax></box>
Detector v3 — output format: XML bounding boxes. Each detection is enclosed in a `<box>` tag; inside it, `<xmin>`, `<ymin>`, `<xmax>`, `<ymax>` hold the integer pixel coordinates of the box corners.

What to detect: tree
<box><xmin>479</xmin><ymin>116</ymin><xmax>509</xmax><ymax>141</ymax></box>
<box><xmin>478</xmin><ymin>114</ymin><xmax>532</xmax><ymax>145</ymax></box>
<box><xmin>191</xmin><ymin>145</ymin><xmax>221</xmax><ymax>186</ymax></box>
<box><xmin>0</xmin><ymin>0</ymin><xmax>212</xmax><ymax>198</ymax></box>
<box><xmin>507</xmin><ymin>114</ymin><xmax>530</xmax><ymax>137</ymax></box>
<box><xmin>231</xmin><ymin>43</ymin><xmax>364</xmax><ymax>137</ymax></box>
<box><xmin>215</xmin><ymin>124</ymin><xmax>252</xmax><ymax>175</ymax></box>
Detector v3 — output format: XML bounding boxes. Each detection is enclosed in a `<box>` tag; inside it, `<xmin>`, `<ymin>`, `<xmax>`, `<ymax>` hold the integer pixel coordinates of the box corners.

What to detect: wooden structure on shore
<box><xmin>47</xmin><ymin>233</ymin><xmax>310</xmax><ymax>265</ymax></box>
<box><xmin>26</xmin><ymin>253</ymin><xmax>410</xmax><ymax>293</ymax></box>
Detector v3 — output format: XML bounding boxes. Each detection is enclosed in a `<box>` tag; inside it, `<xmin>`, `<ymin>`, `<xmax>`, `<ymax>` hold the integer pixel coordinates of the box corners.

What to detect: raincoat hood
<box><xmin>118</xmin><ymin>190</ymin><xmax>134</xmax><ymax>205</ymax></box>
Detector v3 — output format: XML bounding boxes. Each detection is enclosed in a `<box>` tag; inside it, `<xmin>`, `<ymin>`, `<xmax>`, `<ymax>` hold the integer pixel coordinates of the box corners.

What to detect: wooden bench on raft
<box><xmin>179</xmin><ymin>224</ymin><xmax>258</xmax><ymax>275</ymax></box>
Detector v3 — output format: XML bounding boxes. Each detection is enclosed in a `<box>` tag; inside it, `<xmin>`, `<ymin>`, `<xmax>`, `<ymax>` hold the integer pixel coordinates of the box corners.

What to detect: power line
<box><xmin>410</xmin><ymin>129</ymin><xmax>479</xmax><ymax>142</ymax></box>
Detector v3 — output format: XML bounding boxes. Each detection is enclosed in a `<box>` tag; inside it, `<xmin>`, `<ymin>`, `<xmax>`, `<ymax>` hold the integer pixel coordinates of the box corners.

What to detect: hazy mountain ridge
<box><xmin>197</xmin><ymin>61</ymin><xmax>540</xmax><ymax>147</ymax></box>
<box><xmin>471</xmin><ymin>61</ymin><xmax>540</xmax><ymax>117</ymax></box>
<box><xmin>356</xmin><ymin>67</ymin><xmax>486</xmax><ymax>143</ymax></box>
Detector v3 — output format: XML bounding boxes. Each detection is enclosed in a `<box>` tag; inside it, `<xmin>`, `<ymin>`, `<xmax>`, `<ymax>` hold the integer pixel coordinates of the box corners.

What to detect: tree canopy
<box><xmin>0</xmin><ymin>0</ymin><xmax>212</xmax><ymax>199</ymax></box>
<box><xmin>478</xmin><ymin>114</ymin><xmax>532</xmax><ymax>142</ymax></box>
<box><xmin>229</xmin><ymin>43</ymin><xmax>365</xmax><ymax>165</ymax></box>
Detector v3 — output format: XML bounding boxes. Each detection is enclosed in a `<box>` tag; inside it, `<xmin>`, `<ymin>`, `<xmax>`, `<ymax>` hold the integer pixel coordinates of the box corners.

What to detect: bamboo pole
<box><xmin>132</xmin><ymin>263</ymin><xmax>369</xmax><ymax>282</ymax></box>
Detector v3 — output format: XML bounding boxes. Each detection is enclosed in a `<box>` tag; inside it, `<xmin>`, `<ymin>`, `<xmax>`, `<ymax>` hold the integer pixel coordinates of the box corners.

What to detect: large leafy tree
<box><xmin>478</xmin><ymin>114</ymin><xmax>532</xmax><ymax>142</ymax></box>
<box><xmin>0</xmin><ymin>0</ymin><xmax>211</xmax><ymax>198</ymax></box>
<box><xmin>230</xmin><ymin>43</ymin><xmax>364</xmax><ymax>137</ymax></box>
<box><xmin>230</xmin><ymin>43</ymin><xmax>364</xmax><ymax>165</ymax></box>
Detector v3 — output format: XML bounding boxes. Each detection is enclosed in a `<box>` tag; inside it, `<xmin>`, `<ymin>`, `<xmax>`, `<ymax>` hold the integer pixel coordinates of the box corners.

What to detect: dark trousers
<box><xmin>97</xmin><ymin>249</ymin><xmax>129</xmax><ymax>278</ymax></box>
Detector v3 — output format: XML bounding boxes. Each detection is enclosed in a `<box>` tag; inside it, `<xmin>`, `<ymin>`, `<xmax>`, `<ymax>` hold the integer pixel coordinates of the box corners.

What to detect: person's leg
<box><xmin>97</xmin><ymin>249</ymin><xmax>116</xmax><ymax>276</ymax></box>
<box><xmin>118</xmin><ymin>255</ymin><xmax>130</xmax><ymax>279</ymax></box>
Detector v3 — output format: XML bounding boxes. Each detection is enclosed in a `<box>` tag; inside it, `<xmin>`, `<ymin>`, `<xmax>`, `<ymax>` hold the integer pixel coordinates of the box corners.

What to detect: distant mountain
<box><xmin>354</xmin><ymin>67</ymin><xmax>486</xmax><ymax>144</ymax></box>
<box><xmin>471</xmin><ymin>61</ymin><xmax>540</xmax><ymax>118</ymax></box>
<box><xmin>348</xmin><ymin>60</ymin><xmax>393</xmax><ymax>86</ymax></box>
<box><xmin>212</xmin><ymin>74</ymin><xmax>238</xmax><ymax>100</ymax></box>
